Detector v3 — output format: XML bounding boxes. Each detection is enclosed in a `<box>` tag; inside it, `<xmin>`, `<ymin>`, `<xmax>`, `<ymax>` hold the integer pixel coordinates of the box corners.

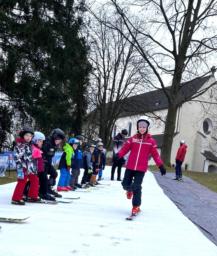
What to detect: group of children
<box><xmin>11</xmin><ymin>126</ymin><xmax>106</xmax><ymax>205</ymax></box>
<box><xmin>12</xmin><ymin>116</ymin><xmax>167</xmax><ymax>217</ymax></box>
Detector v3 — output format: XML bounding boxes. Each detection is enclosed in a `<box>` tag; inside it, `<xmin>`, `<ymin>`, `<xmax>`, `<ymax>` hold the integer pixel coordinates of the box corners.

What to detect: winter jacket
<box><xmin>71</xmin><ymin>149</ymin><xmax>83</xmax><ymax>170</ymax></box>
<box><xmin>83</xmin><ymin>151</ymin><xmax>93</xmax><ymax>170</ymax></box>
<box><xmin>112</xmin><ymin>133</ymin><xmax>127</xmax><ymax>164</ymax></box>
<box><xmin>42</xmin><ymin>136</ymin><xmax>58</xmax><ymax>166</ymax></box>
<box><xmin>14</xmin><ymin>138</ymin><xmax>35</xmax><ymax>175</ymax></box>
<box><xmin>113</xmin><ymin>133</ymin><xmax>126</xmax><ymax>154</ymax></box>
<box><xmin>58</xmin><ymin>143</ymin><xmax>74</xmax><ymax>169</ymax></box>
<box><xmin>176</xmin><ymin>144</ymin><xmax>187</xmax><ymax>162</ymax></box>
<box><xmin>92</xmin><ymin>149</ymin><xmax>106</xmax><ymax>171</ymax></box>
<box><xmin>32</xmin><ymin>144</ymin><xmax>44</xmax><ymax>173</ymax></box>
<box><xmin>118</xmin><ymin>133</ymin><xmax>163</xmax><ymax>172</ymax></box>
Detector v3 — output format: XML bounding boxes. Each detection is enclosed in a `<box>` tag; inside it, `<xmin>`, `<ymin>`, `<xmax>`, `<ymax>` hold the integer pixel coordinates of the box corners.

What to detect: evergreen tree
<box><xmin>0</xmin><ymin>0</ymin><xmax>91</xmax><ymax>134</ymax></box>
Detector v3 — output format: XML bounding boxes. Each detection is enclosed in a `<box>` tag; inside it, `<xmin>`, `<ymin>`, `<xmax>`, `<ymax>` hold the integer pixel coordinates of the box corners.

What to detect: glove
<box><xmin>113</xmin><ymin>153</ymin><xmax>119</xmax><ymax>162</ymax></box>
<box><xmin>17</xmin><ymin>168</ymin><xmax>24</xmax><ymax>179</ymax></box>
<box><xmin>95</xmin><ymin>168</ymin><xmax>100</xmax><ymax>174</ymax></box>
<box><xmin>88</xmin><ymin>168</ymin><xmax>93</xmax><ymax>174</ymax></box>
<box><xmin>159</xmin><ymin>165</ymin><xmax>166</xmax><ymax>176</ymax></box>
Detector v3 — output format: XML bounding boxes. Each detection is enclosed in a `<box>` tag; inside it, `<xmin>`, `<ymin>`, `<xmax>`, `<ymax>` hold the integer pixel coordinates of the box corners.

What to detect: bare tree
<box><xmin>86</xmin><ymin>8</ymin><xmax>148</xmax><ymax>147</ymax></box>
<box><xmin>107</xmin><ymin>0</ymin><xmax>217</xmax><ymax>164</ymax></box>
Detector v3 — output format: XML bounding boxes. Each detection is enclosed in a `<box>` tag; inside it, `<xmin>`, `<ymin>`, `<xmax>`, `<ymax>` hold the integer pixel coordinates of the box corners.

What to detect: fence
<box><xmin>0</xmin><ymin>151</ymin><xmax>63</xmax><ymax>177</ymax></box>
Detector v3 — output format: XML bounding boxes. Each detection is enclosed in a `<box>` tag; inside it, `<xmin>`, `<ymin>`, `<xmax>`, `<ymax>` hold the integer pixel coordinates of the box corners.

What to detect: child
<box><xmin>81</xmin><ymin>144</ymin><xmax>95</xmax><ymax>187</ymax></box>
<box><xmin>89</xmin><ymin>142</ymin><xmax>106</xmax><ymax>186</ymax></box>
<box><xmin>68</xmin><ymin>138</ymin><xmax>80</xmax><ymax>190</ymax></box>
<box><xmin>11</xmin><ymin>126</ymin><xmax>38</xmax><ymax>205</ymax></box>
<box><xmin>31</xmin><ymin>131</ymin><xmax>46</xmax><ymax>202</ymax></box>
<box><xmin>42</xmin><ymin>128</ymin><xmax>65</xmax><ymax>198</ymax></box>
<box><xmin>116</xmin><ymin>117</ymin><xmax>166</xmax><ymax>215</ymax></box>
<box><xmin>97</xmin><ymin>142</ymin><xmax>106</xmax><ymax>181</ymax></box>
<box><xmin>57</xmin><ymin>140</ymin><xmax>74</xmax><ymax>191</ymax></box>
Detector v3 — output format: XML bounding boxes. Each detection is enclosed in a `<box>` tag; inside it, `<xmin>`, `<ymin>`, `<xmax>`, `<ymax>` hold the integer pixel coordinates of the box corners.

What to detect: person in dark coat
<box><xmin>111</xmin><ymin>129</ymin><xmax>128</xmax><ymax>181</ymax></box>
<box><xmin>41</xmin><ymin>128</ymin><xmax>65</xmax><ymax>199</ymax></box>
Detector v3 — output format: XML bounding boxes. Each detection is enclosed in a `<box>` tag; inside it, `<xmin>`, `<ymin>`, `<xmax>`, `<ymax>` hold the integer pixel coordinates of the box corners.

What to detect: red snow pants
<box><xmin>12</xmin><ymin>173</ymin><xmax>39</xmax><ymax>201</ymax></box>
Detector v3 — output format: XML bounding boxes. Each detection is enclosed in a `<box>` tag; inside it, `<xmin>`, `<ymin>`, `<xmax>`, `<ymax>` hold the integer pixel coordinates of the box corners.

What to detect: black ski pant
<box><xmin>38</xmin><ymin>171</ymin><xmax>48</xmax><ymax>196</ymax></box>
<box><xmin>175</xmin><ymin>160</ymin><xmax>183</xmax><ymax>179</ymax></box>
<box><xmin>38</xmin><ymin>164</ymin><xmax>58</xmax><ymax>195</ymax></box>
<box><xmin>111</xmin><ymin>161</ymin><xmax>124</xmax><ymax>180</ymax></box>
<box><xmin>81</xmin><ymin>168</ymin><xmax>92</xmax><ymax>184</ymax></box>
<box><xmin>70</xmin><ymin>168</ymin><xmax>80</xmax><ymax>188</ymax></box>
<box><xmin>122</xmin><ymin>169</ymin><xmax>145</xmax><ymax>207</ymax></box>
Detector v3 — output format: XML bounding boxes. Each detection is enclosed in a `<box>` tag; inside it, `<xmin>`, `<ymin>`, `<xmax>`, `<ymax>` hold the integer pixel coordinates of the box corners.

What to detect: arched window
<box><xmin>203</xmin><ymin>118</ymin><xmax>213</xmax><ymax>135</ymax></box>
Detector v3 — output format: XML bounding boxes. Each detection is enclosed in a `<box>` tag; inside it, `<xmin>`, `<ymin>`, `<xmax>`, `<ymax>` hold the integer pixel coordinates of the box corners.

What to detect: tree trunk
<box><xmin>161</xmin><ymin>103</ymin><xmax>178</xmax><ymax>166</ymax></box>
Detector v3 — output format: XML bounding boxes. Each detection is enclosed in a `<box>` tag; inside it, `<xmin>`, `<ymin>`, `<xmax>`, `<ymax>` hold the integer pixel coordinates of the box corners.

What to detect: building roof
<box><xmin>202</xmin><ymin>151</ymin><xmax>217</xmax><ymax>163</ymax></box>
<box><xmin>119</xmin><ymin>75</ymin><xmax>212</xmax><ymax>118</ymax></box>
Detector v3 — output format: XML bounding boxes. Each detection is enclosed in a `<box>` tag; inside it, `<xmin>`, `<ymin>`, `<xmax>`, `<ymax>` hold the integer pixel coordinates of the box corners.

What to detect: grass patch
<box><xmin>184</xmin><ymin>171</ymin><xmax>217</xmax><ymax>193</ymax></box>
<box><xmin>0</xmin><ymin>171</ymin><xmax>17</xmax><ymax>185</ymax></box>
<box><xmin>149</xmin><ymin>165</ymin><xmax>217</xmax><ymax>193</ymax></box>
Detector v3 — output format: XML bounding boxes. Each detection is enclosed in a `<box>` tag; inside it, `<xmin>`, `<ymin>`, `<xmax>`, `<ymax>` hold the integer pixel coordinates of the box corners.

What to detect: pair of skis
<box><xmin>29</xmin><ymin>196</ymin><xmax>80</xmax><ymax>204</ymax></box>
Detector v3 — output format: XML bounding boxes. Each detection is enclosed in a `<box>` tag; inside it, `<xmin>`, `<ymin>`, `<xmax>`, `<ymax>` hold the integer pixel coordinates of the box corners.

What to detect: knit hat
<box><xmin>19</xmin><ymin>126</ymin><xmax>34</xmax><ymax>138</ymax></box>
<box><xmin>50</xmin><ymin>128</ymin><xmax>65</xmax><ymax>140</ymax></box>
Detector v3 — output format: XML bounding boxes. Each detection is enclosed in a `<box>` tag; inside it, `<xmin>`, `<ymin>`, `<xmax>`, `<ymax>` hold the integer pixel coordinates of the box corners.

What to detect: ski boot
<box><xmin>11</xmin><ymin>199</ymin><xmax>25</xmax><ymax>205</ymax></box>
<box><xmin>49</xmin><ymin>189</ymin><xmax>62</xmax><ymax>198</ymax></box>
<box><xmin>57</xmin><ymin>186</ymin><xmax>69</xmax><ymax>192</ymax></box>
<box><xmin>132</xmin><ymin>206</ymin><xmax>141</xmax><ymax>216</ymax></box>
<box><xmin>40</xmin><ymin>194</ymin><xmax>56</xmax><ymax>201</ymax></box>
<box><xmin>26</xmin><ymin>197</ymin><xmax>42</xmax><ymax>203</ymax></box>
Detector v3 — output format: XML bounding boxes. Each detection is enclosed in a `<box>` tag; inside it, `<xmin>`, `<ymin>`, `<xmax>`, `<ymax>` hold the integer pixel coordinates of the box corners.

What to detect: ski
<box><xmin>63</xmin><ymin>196</ymin><xmax>80</xmax><ymax>200</ymax></box>
<box><xmin>126</xmin><ymin>214</ymin><xmax>137</xmax><ymax>221</ymax></box>
<box><xmin>26</xmin><ymin>199</ymin><xmax>58</xmax><ymax>205</ymax></box>
<box><xmin>56</xmin><ymin>199</ymin><xmax>73</xmax><ymax>204</ymax></box>
<box><xmin>0</xmin><ymin>216</ymin><xmax>30</xmax><ymax>223</ymax></box>
<box><xmin>126</xmin><ymin>211</ymin><xmax>141</xmax><ymax>221</ymax></box>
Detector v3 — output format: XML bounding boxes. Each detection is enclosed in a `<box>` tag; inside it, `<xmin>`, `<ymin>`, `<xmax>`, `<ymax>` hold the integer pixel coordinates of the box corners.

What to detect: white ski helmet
<box><xmin>180</xmin><ymin>140</ymin><xmax>185</xmax><ymax>144</ymax></box>
<box><xmin>32</xmin><ymin>131</ymin><xmax>46</xmax><ymax>143</ymax></box>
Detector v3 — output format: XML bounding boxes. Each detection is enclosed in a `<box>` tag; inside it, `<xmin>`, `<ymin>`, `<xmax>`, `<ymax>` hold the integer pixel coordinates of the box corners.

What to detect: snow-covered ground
<box><xmin>1</xmin><ymin>167</ymin><xmax>217</xmax><ymax>256</ymax></box>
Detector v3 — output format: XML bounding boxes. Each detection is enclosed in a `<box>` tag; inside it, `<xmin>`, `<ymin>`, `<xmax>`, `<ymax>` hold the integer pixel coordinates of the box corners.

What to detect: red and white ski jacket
<box><xmin>118</xmin><ymin>133</ymin><xmax>163</xmax><ymax>172</ymax></box>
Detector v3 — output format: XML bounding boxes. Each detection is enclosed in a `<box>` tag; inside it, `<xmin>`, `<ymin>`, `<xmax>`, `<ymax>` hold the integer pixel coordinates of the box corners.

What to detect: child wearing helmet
<box><xmin>57</xmin><ymin>139</ymin><xmax>74</xmax><ymax>191</ymax></box>
<box><xmin>68</xmin><ymin>138</ymin><xmax>80</xmax><ymax>190</ymax></box>
<box><xmin>11</xmin><ymin>126</ymin><xmax>38</xmax><ymax>205</ymax></box>
<box><xmin>89</xmin><ymin>142</ymin><xmax>106</xmax><ymax>185</ymax></box>
<box><xmin>96</xmin><ymin>142</ymin><xmax>106</xmax><ymax>181</ymax></box>
<box><xmin>116</xmin><ymin>117</ymin><xmax>166</xmax><ymax>216</ymax></box>
<box><xmin>23</xmin><ymin>131</ymin><xmax>46</xmax><ymax>202</ymax></box>
<box><xmin>81</xmin><ymin>144</ymin><xmax>95</xmax><ymax>187</ymax></box>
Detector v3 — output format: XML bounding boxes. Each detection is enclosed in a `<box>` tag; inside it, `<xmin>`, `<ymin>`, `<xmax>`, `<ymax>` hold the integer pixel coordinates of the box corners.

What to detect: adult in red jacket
<box><xmin>174</xmin><ymin>140</ymin><xmax>187</xmax><ymax>181</ymax></box>
<box><xmin>117</xmin><ymin>117</ymin><xmax>166</xmax><ymax>215</ymax></box>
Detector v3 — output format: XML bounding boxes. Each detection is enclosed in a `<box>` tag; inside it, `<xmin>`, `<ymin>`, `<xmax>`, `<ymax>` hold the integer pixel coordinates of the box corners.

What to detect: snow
<box><xmin>1</xmin><ymin>167</ymin><xmax>217</xmax><ymax>256</ymax></box>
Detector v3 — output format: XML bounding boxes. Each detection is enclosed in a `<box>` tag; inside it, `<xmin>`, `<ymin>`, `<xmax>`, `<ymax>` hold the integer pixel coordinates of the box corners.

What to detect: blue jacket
<box><xmin>71</xmin><ymin>148</ymin><xmax>83</xmax><ymax>169</ymax></box>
